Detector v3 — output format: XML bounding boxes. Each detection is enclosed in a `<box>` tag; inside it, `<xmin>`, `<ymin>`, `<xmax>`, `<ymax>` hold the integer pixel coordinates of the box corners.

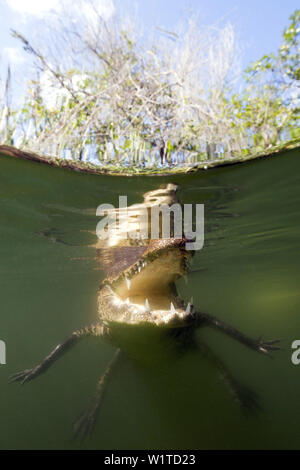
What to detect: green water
<box><xmin>0</xmin><ymin>148</ymin><xmax>300</xmax><ymax>450</ymax></box>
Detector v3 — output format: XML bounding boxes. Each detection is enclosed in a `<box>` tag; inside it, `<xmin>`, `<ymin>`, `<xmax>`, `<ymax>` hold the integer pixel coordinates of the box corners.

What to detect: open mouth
<box><xmin>101</xmin><ymin>239</ymin><xmax>194</xmax><ymax>325</ymax></box>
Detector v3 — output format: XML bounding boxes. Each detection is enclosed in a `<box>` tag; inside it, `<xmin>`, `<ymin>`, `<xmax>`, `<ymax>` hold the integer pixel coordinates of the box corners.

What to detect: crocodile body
<box><xmin>11</xmin><ymin>183</ymin><xmax>280</xmax><ymax>439</ymax></box>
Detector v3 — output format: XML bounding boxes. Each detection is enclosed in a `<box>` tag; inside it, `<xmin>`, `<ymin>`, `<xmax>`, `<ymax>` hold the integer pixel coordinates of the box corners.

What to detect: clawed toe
<box><xmin>236</xmin><ymin>387</ymin><xmax>261</xmax><ymax>415</ymax></box>
<box><xmin>10</xmin><ymin>370</ymin><xmax>31</xmax><ymax>384</ymax></box>
<box><xmin>73</xmin><ymin>397</ymin><xmax>100</xmax><ymax>442</ymax></box>
<box><xmin>256</xmin><ymin>339</ymin><xmax>281</xmax><ymax>356</ymax></box>
<box><xmin>10</xmin><ymin>368</ymin><xmax>37</xmax><ymax>384</ymax></box>
<box><xmin>73</xmin><ymin>407</ymin><xmax>97</xmax><ymax>442</ymax></box>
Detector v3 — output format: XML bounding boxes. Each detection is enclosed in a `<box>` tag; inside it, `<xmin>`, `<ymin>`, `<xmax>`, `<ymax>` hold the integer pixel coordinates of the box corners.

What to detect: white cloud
<box><xmin>3</xmin><ymin>46</ymin><xmax>26</xmax><ymax>64</ymax></box>
<box><xmin>79</xmin><ymin>0</ymin><xmax>115</xmax><ymax>23</ymax></box>
<box><xmin>5</xmin><ymin>0</ymin><xmax>61</xmax><ymax>17</ymax></box>
<box><xmin>5</xmin><ymin>0</ymin><xmax>114</xmax><ymax>20</ymax></box>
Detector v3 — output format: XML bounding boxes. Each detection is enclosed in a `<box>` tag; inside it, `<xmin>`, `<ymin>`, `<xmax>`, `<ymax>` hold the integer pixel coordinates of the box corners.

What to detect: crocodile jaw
<box><xmin>98</xmin><ymin>245</ymin><xmax>193</xmax><ymax>327</ymax></box>
<box><xmin>116</xmin><ymin>249</ymin><xmax>186</xmax><ymax>298</ymax></box>
<box><xmin>98</xmin><ymin>284</ymin><xmax>191</xmax><ymax>327</ymax></box>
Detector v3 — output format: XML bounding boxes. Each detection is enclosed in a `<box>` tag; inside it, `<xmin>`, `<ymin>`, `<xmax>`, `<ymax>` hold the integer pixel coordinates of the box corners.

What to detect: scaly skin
<box><xmin>10</xmin><ymin>183</ymin><xmax>280</xmax><ymax>440</ymax></box>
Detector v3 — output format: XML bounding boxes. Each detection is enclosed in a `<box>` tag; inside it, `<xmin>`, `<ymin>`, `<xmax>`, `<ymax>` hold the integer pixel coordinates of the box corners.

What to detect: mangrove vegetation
<box><xmin>0</xmin><ymin>5</ymin><xmax>299</xmax><ymax>171</ymax></box>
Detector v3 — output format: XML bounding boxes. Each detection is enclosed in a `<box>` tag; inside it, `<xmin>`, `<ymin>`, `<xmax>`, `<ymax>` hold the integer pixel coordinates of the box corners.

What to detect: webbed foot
<box><xmin>10</xmin><ymin>324</ymin><xmax>104</xmax><ymax>387</ymax></box>
<box><xmin>199</xmin><ymin>312</ymin><xmax>282</xmax><ymax>357</ymax></box>
<box><xmin>10</xmin><ymin>366</ymin><xmax>41</xmax><ymax>384</ymax></box>
<box><xmin>73</xmin><ymin>348</ymin><xmax>121</xmax><ymax>441</ymax></box>
<box><xmin>230</xmin><ymin>379</ymin><xmax>261</xmax><ymax>415</ymax></box>
<box><xmin>73</xmin><ymin>399</ymin><xmax>99</xmax><ymax>441</ymax></box>
<box><xmin>254</xmin><ymin>338</ymin><xmax>281</xmax><ymax>356</ymax></box>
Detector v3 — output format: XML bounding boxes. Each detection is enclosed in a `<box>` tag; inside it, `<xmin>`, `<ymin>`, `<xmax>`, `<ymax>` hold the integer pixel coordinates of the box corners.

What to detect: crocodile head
<box><xmin>97</xmin><ymin>184</ymin><xmax>195</xmax><ymax>327</ymax></box>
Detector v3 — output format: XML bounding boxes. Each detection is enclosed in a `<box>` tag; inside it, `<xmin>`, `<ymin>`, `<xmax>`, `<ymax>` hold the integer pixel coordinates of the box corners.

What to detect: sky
<box><xmin>0</xmin><ymin>0</ymin><xmax>298</xmax><ymax>87</ymax></box>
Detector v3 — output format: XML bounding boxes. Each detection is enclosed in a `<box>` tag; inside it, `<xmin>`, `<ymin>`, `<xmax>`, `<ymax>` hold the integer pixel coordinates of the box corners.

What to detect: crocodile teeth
<box><xmin>125</xmin><ymin>298</ymin><xmax>130</xmax><ymax>305</ymax></box>
<box><xmin>186</xmin><ymin>302</ymin><xmax>191</xmax><ymax>314</ymax></box>
<box><xmin>170</xmin><ymin>302</ymin><xmax>176</xmax><ymax>315</ymax></box>
<box><xmin>183</xmin><ymin>275</ymin><xmax>188</xmax><ymax>285</ymax></box>
<box><xmin>138</xmin><ymin>266</ymin><xmax>141</xmax><ymax>273</ymax></box>
<box><xmin>145</xmin><ymin>298</ymin><xmax>150</xmax><ymax>311</ymax></box>
<box><xmin>190</xmin><ymin>296</ymin><xmax>194</xmax><ymax>305</ymax></box>
<box><xmin>126</xmin><ymin>278</ymin><xmax>131</xmax><ymax>290</ymax></box>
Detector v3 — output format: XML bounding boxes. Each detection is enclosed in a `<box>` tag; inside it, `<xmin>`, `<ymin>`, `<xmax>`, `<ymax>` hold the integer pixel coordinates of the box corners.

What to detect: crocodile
<box><xmin>10</xmin><ymin>183</ymin><xmax>280</xmax><ymax>439</ymax></box>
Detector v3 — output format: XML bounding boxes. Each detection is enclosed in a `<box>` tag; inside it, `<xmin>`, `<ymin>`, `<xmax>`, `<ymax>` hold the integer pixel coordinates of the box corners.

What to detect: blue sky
<box><xmin>0</xmin><ymin>0</ymin><xmax>298</xmax><ymax>80</ymax></box>
<box><xmin>129</xmin><ymin>0</ymin><xmax>299</xmax><ymax>68</ymax></box>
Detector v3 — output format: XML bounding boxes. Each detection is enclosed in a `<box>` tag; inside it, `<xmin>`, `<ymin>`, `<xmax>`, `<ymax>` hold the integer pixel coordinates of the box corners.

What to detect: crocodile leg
<box><xmin>196</xmin><ymin>312</ymin><xmax>281</xmax><ymax>356</ymax></box>
<box><xmin>73</xmin><ymin>348</ymin><xmax>121</xmax><ymax>440</ymax></box>
<box><xmin>10</xmin><ymin>323</ymin><xmax>108</xmax><ymax>384</ymax></box>
<box><xmin>196</xmin><ymin>338</ymin><xmax>261</xmax><ymax>414</ymax></box>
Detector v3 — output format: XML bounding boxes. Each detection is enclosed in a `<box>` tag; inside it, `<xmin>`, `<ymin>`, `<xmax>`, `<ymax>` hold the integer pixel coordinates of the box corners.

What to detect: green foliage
<box><xmin>0</xmin><ymin>10</ymin><xmax>299</xmax><ymax>166</ymax></box>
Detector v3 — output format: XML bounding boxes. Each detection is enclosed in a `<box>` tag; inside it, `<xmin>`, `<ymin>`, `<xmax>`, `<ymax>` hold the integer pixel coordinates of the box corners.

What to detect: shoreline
<box><xmin>0</xmin><ymin>139</ymin><xmax>299</xmax><ymax>177</ymax></box>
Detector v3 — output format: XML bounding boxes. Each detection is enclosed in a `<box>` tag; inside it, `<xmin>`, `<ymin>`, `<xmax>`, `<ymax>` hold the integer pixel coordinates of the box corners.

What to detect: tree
<box><xmin>0</xmin><ymin>7</ymin><xmax>299</xmax><ymax>167</ymax></box>
<box><xmin>244</xmin><ymin>9</ymin><xmax>299</xmax><ymax>143</ymax></box>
